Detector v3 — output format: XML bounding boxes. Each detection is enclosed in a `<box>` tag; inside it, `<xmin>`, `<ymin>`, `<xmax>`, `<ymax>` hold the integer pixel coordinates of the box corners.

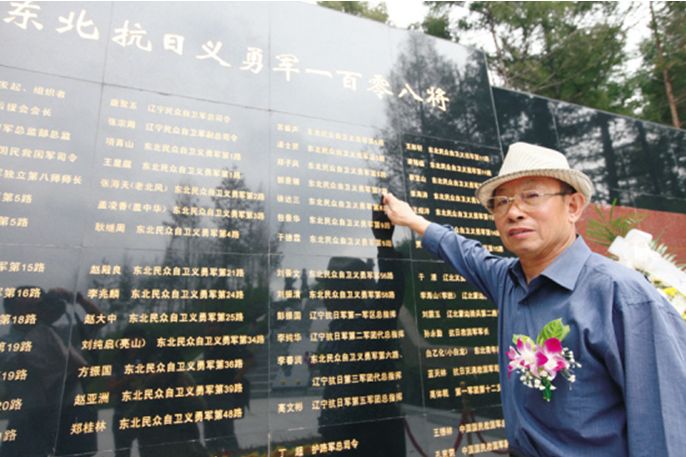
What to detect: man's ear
<box><xmin>567</xmin><ymin>193</ymin><xmax>586</xmax><ymax>223</ymax></box>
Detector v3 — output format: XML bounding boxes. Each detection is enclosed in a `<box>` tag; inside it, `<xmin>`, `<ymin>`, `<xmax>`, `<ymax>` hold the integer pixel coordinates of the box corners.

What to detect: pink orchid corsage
<box><xmin>507</xmin><ymin>318</ymin><xmax>581</xmax><ymax>402</ymax></box>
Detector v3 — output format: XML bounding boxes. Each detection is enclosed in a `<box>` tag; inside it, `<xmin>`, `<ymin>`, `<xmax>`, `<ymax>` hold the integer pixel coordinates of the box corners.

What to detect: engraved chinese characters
<box><xmin>0</xmin><ymin>68</ymin><xmax>100</xmax><ymax>246</ymax></box>
<box><xmin>71</xmin><ymin>88</ymin><xmax>271</xmax><ymax>455</ymax></box>
<box><xmin>0</xmin><ymin>247</ymin><xmax>81</xmax><ymax>455</ymax></box>
<box><xmin>71</xmin><ymin>249</ymin><xmax>269</xmax><ymax>456</ymax></box>
<box><xmin>86</xmin><ymin>86</ymin><xmax>269</xmax><ymax>252</ymax></box>
<box><xmin>404</xmin><ymin>136</ymin><xmax>507</xmax><ymax>456</ymax></box>
<box><xmin>268</xmin><ymin>115</ymin><xmax>417</xmax><ymax>455</ymax></box>
<box><xmin>268</xmin><ymin>255</ymin><xmax>411</xmax><ymax>433</ymax></box>
<box><xmin>270</xmin><ymin>115</ymin><xmax>412</xmax><ymax>258</ymax></box>
<box><xmin>0</xmin><ymin>2</ymin><xmax>510</xmax><ymax>456</ymax></box>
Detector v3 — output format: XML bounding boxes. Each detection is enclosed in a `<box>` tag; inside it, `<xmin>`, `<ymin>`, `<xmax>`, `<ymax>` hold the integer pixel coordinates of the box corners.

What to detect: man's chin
<box><xmin>502</xmin><ymin>240</ymin><xmax>537</xmax><ymax>258</ymax></box>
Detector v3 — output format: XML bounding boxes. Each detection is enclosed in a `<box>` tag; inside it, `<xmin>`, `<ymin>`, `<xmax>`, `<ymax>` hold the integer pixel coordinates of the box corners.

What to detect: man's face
<box><xmin>493</xmin><ymin>177</ymin><xmax>578</xmax><ymax>262</ymax></box>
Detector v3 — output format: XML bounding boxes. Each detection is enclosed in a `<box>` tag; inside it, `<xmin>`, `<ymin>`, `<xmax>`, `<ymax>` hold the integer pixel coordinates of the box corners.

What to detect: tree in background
<box><xmin>419</xmin><ymin>1</ymin><xmax>636</xmax><ymax>115</ymax></box>
<box><xmin>635</xmin><ymin>1</ymin><xmax>685</xmax><ymax>129</ymax></box>
<box><xmin>318</xmin><ymin>0</ymin><xmax>685</xmax><ymax>129</ymax></box>
<box><xmin>318</xmin><ymin>1</ymin><xmax>389</xmax><ymax>24</ymax></box>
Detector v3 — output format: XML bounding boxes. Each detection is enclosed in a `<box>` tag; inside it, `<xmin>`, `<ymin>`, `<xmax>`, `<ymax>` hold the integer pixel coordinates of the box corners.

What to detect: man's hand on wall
<box><xmin>382</xmin><ymin>192</ymin><xmax>430</xmax><ymax>236</ymax></box>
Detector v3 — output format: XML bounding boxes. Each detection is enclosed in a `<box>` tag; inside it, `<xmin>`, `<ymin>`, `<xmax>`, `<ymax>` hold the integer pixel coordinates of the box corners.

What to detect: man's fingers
<box><xmin>382</xmin><ymin>192</ymin><xmax>396</xmax><ymax>206</ymax></box>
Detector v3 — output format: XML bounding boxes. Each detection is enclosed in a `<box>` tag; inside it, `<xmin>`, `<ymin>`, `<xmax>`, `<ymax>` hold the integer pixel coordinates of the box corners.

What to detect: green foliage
<box><xmin>511</xmin><ymin>319</ymin><xmax>570</xmax><ymax>346</ymax></box>
<box><xmin>422</xmin><ymin>1</ymin><xmax>636</xmax><ymax>115</ymax></box>
<box><xmin>318</xmin><ymin>1</ymin><xmax>389</xmax><ymax>24</ymax></box>
<box><xmin>633</xmin><ymin>1</ymin><xmax>686</xmax><ymax>128</ymax></box>
<box><xmin>536</xmin><ymin>319</ymin><xmax>570</xmax><ymax>346</ymax></box>
<box><xmin>512</xmin><ymin>334</ymin><xmax>534</xmax><ymax>346</ymax></box>
<box><xmin>420</xmin><ymin>13</ymin><xmax>451</xmax><ymax>40</ymax></box>
<box><xmin>421</xmin><ymin>1</ymin><xmax>456</xmax><ymax>39</ymax></box>
<box><xmin>585</xmin><ymin>200</ymin><xmax>646</xmax><ymax>247</ymax></box>
<box><xmin>323</xmin><ymin>0</ymin><xmax>683</xmax><ymax>127</ymax></box>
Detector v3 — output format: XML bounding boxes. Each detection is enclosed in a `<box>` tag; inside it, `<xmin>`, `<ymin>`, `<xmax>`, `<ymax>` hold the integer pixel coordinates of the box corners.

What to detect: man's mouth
<box><xmin>507</xmin><ymin>227</ymin><xmax>534</xmax><ymax>237</ymax></box>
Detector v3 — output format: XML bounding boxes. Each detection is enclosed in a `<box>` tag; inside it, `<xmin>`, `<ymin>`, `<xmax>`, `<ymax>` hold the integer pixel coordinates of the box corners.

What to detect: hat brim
<box><xmin>475</xmin><ymin>168</ymin><xmax>594</xmax><ymax>209</ymax></box>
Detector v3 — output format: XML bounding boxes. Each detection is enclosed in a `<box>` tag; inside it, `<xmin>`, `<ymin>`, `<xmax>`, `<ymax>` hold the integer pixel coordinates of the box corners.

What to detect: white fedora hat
<box><xmin>475</xmin><ymin>142</ymin><xmax>594</xmax><ymax>208</ymax></box>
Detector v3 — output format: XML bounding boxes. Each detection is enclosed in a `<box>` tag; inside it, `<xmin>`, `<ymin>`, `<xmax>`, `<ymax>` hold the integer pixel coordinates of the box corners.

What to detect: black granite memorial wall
<box><xmin>0</xmin><ymin>3</ymin><xmax>507</xmax><ymax>457</ymax></box>
<box><xmin>2</xmin><ymin>3</ymin><xmax>684</xmax><ymax>457</ymax></box>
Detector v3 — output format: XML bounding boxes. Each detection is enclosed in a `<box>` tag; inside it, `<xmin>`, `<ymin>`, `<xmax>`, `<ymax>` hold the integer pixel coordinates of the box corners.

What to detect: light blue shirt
<box><xmin>422</xmin><ymin>223</ymin><xmax>686</xmax><ymax>457</ymax></box>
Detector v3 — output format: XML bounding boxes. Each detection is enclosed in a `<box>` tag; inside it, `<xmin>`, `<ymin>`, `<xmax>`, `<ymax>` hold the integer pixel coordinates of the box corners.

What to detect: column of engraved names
<box><xmin>269</xmin><ymin>116</ymin><xmax>407</xmax><ymax>427</ymax></box>
<box><xmin>403</xmin><ymin>137</ymin><xmax>502</xmax><ymax>256</ymax></box>
<box><xmin>0</xmin><ymin>70</ymin><xmax>97</xmax><ymax>246</ymax></box>
<box><xmin>74</xmin><ymin>251</ymin><xmax>265</xmax><ymax>444</ymax></box>
<box><xmin>0</xmin><ymin>274</ymin><xmax>45</xmax><ymax>447</ymax></box>
<box><xmin>271</xmin><ymin>119</ymin><xmax>391</xmax><ymax>255</ymax></box>
<box><xmin>414</xmin><ymin>263</ymin><xmax>500</xmax><ymax>409</ymax></box>
<box><xmin>77</xmin><ymin>87</ymin><xmax>269</xmax><ymax>446</ymax></box>
<box><xmin>0</xmin><ymin>79</ymin><xmax>65</xmax><ymax>231</ymax></box>
<box><xmin>414</xmin><ymin>264</ymin><xmax>507</xmax><ymax>456</ymax></box>
<box><xmin>403</xmin><ymin>137</ymin><xmax>505</xmax><ymax>454</ymax></box>
<box><xmin>91</xmin><ymin>87</ymin><xmax>266</xmax><ymax>250</ymax></box>
<box><xmin>0</xmin><ymin>247</ymin><xmax>82</xmax><ymax>453</ymax></box>
<box><xmin>271</xmin><ymin>256</ymin><xmax>406</xmax><ymax>427</ymax></box>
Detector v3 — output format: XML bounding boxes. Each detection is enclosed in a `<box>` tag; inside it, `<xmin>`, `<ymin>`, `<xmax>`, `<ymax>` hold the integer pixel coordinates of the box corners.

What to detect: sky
<box><xmin>384</xmin><ymin>0</ymin><xmax>427</xmax><ymax>28</ymax></box>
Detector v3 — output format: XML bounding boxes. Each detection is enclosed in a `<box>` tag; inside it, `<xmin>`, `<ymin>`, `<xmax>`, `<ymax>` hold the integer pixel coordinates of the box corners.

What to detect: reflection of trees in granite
<box><xmin>638</xmin><ymin>124</ymin><xmax>685</xmax><ymax>201</ymax></box>
<box><xmin>78</xmin><ymin>167</ymin><xmax>271</xmax><ymax>454</ymax></box>
<box><xmin>492</xmin><ymin>89</ymin><xmax>559</xmax><ymax>150</ymax></box>
<box><xmin>212</xmin><ymin>167</ymin><xmax>281</xmax><ymax>291</ymax></box>
<box><xmin>82</xmin><ymin>165</ymin><xmax>275</xmax><ymax>319</ymax></box>
<box><xmin>375</xmin><ymin>32</ymin><xmax>492</xmax><ymax>210</ymax></box>
<box><xmin>165</xmin><ymin>190</ymin><xmax>204</xmax><ymax>262</ymax></box>
<box><xmin>382</xmin><ymin>33</ymin><xmax>493</xmax><ymax>144</ymax></box>
<box><xmin>212</xmin><ymin>166</ymin><xmax>274</xmax><ymax>256</ymax></box>
<box><xmin>496</xmin><ymin>89</ymin><xmax>686</xmax><ymax>210</ymax></box>
<box><xmin>89</xmin><ymin>164</ymin><xmax>275</xmax><ymax>317</ymax></box>
<box><xmin>555</xmin><ymin>103</ymin><xmax>685</xmax><ymax>206</ymax></box>
<box><xmin>554</xmin><ymin>104</ymin><xmax>623</xmax><ymax>204</ymax></box>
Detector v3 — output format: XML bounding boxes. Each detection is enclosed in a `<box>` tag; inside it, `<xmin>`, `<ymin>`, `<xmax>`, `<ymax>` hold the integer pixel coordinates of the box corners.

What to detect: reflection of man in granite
<box><xmin>50</xmin><ymin>289</ymin><xmax>101</xmax><ymax>457</ymax></box>
<box><xmin>383</xmin><ymin>142</ymin><xmax>686</xmax><ymax>456</ymax></box>
<box><xmin>0</xmin><ymin>287</ymin><xmax>93</xmax><ymax>457</ymax></box>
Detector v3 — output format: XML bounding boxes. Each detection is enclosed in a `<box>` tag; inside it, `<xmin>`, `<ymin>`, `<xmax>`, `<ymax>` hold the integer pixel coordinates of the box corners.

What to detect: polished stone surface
<box><xmin>1</xmin><ymin>2</ymin><xmax>684</xmax><ymax>457</ymax></box>
<box><xmin>492</xmin><ymin>88</ymin><xmax>559</xmax><ymax>151</ymax></box>
<box><xmin>82</xmin><ymin>85</ymin><xmax>270</xmax><ymax>253</ymax></box>
<box><xmin>0</xmin><ymin>246</ymin><xmax>80</xmax><ymax>457</ymax></box>
<box><xmin>0</xmin><ymin>67</ymin><xmax>101</xmax><ymax>247</ymax></box>
<box><xmin>493</xmin><ymin>87</ymin><xmax>686</xmax><ymax>211</ymax></box>
<box><xmin>1</xmin><ymin>2</ymin><xmax>505</xmax><ymax>453</ymax></box>
<box><xmin>401</xmin><ymin>134</ymin><xmax>503</xmax><ymax>260</ymax></box>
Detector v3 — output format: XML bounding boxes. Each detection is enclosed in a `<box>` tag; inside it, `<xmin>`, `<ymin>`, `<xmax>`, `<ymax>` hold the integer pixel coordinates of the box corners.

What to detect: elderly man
<box><xmin>382</xmin><ymin>142</ymin><xmax>686</xmax><ymax>456</ymax></box>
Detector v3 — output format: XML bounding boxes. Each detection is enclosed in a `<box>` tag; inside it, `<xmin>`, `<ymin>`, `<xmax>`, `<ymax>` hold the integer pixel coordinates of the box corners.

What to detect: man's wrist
<box><xmin>410</xmin><ymin>216</ymin><xmax>430</xmax><ymax>236</ymax></box>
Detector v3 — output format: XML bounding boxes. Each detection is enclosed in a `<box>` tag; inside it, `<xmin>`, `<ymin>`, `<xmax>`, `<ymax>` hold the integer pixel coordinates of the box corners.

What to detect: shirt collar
<box><xmin>540</xmin><ymin>236</ymin><xmax>592</xmax><ymax>290</ymax></box>
<box><xmin>508</xmin><ymin>262</ymin><xmax>527</xmax><ymax>289</ymax></box>
<box><xmin>508</xmin><ymin>236</ymin><xmax>592</xmax><ymax>291</ymax></box>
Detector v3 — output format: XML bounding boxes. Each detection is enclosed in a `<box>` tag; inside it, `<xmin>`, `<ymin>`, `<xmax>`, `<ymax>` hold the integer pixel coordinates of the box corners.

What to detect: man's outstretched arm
<box><xmin>382</xmin><ymin>192</ymin><xmax>430</xmax><ymax>235</ymax></box>
<box><xmin>381</xmin><ymin>192</ymin><xmax>510</xmax><ymax>303</ymax></box>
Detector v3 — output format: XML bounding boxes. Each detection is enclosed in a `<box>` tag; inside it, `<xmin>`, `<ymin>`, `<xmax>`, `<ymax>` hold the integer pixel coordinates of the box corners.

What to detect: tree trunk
<box><xmin>650</xmin><ymin>2</ymin><xmax>682</xmax><ymax>128</ymax></box>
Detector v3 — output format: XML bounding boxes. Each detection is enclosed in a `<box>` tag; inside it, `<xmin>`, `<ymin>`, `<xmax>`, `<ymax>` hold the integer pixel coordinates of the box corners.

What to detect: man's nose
<box><xmin>505</xmin><ymin>198</ymin><xmax>526</xmax><ymax>220</ymax></box>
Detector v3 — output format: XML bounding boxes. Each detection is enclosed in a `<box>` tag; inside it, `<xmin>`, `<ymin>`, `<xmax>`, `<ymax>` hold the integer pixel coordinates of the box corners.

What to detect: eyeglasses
<box><xmin>486</xmin><ymin>191</ymin><xmax>573</xmax><ymax>216</ymax></box>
